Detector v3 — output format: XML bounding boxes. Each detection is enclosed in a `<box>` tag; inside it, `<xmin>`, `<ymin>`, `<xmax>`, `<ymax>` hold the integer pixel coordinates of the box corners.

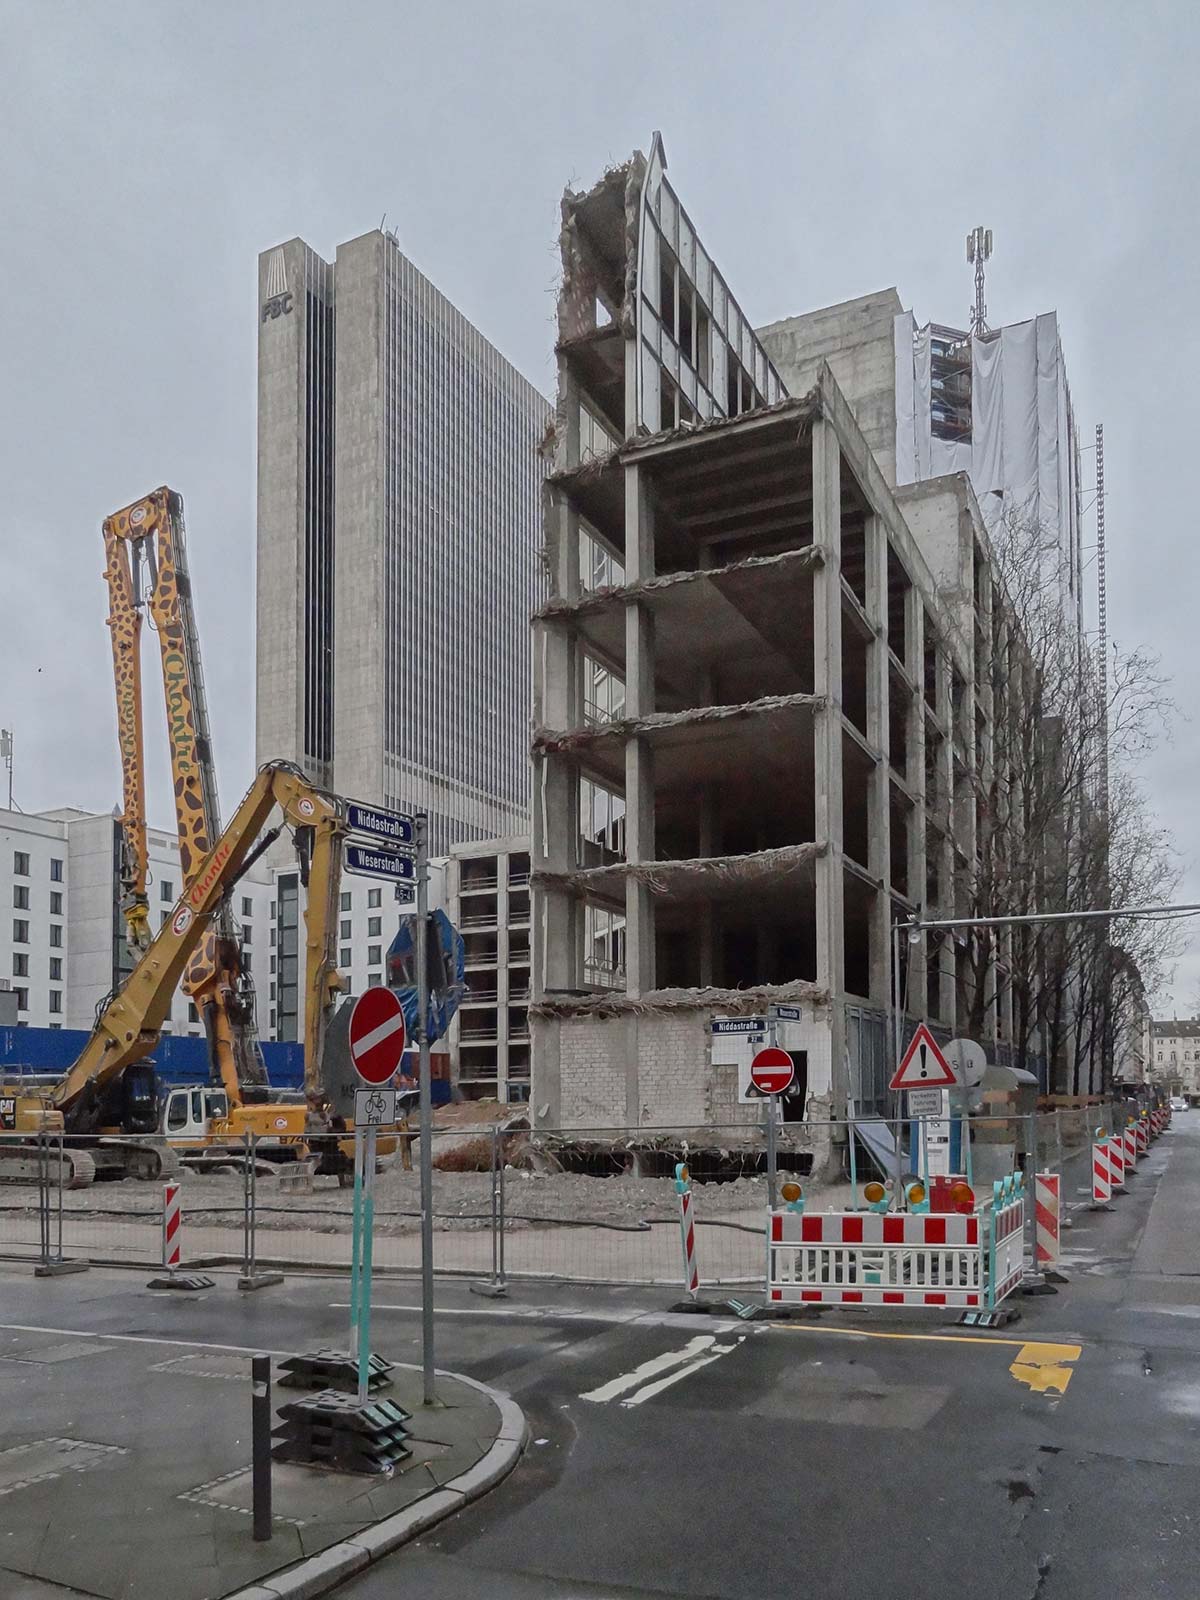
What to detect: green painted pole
<box><xmin>357</xmin><ymin>1127</ymin><xmax>377</xmax><ymax>1404</ymax></box>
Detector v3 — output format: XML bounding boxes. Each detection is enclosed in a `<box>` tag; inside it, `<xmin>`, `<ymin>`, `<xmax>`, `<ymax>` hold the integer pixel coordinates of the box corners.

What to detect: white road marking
<box><xmin>0</xmin><ymin>1322</ymin><xmax>291</xmax><ymax>1357</ymax></box>
<box><xmin>581</xmin><ymin>1335</ymin><xmax>716</xmax><ymax>1403</ymax></box>
<box><xmin>333</xmin><ymin>1301</ymin><xmax>745</xmax><ymax>1334</ymax></box>
<box><xmin>621</xmin><ymin>1346</ymin><xmax>735</xmax><ymax>1406</ymax></box>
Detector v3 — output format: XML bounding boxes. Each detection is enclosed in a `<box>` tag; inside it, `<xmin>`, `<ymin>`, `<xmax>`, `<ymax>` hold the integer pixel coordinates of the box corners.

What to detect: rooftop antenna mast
<box><xmin>1096</xmin><ymin>422</ymin><xmax>1110</xmax><ymax>820</ymax></box>
<box><xmin>966</xmin><ymin>225</ymin><xmax>993</xmax><ymax>335</ymax></box>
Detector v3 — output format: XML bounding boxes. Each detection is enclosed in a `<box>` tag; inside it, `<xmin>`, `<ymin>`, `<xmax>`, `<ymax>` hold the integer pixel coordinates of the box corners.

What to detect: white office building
<box><xmin>0</xmin><ymin>800</ymin><xmax>444</xmax><ymax>1049</ymax></box>
<box><xmin>256</xmin><ymin>229</ymin><xmax>551</xmax><ymax>856</ymax></box>
<box><xmin>0</xmin><ymin>805</ymin><xmax>272</xmax><ymax>1036</ymax></box>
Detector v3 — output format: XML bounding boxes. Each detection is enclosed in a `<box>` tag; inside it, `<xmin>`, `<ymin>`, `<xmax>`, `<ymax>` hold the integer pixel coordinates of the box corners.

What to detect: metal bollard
<box><xmin>252</xmin><ymin>1354</ymin><xmax>272</xmax><ymax>1541</ymax></box>
<box><xmin>498</xmin><ymin>1130</ymin><xmax>507</xmax><ymax>1290</ymax></box>
<box><xmin>469</xmin><ymin>1123</ymin><xmax>508</xmax><ymax>1298</ymax></box>
<box><xmin>239</xmin><ymin>1134</ymin><xmax>283</xmax><ymax>1292</ymax></box>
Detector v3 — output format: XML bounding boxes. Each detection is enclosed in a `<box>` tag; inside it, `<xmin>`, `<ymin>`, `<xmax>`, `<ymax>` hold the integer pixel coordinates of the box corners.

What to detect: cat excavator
<box><xmin>0</xmin><ymin>762</ymin><xmax>349</xmax><ymax>1186</ymax></box>
<box><xmin>101</xmin><ymin>487</ymin><xmax>304</xmax><ymax>1154</ymax></box>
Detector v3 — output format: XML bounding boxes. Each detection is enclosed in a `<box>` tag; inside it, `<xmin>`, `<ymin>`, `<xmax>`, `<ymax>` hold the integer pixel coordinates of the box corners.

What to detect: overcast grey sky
<box><xmin>2</xmin><ymin>1</ymin><xmax>1197</xmax><ymax>1003</ymax></box>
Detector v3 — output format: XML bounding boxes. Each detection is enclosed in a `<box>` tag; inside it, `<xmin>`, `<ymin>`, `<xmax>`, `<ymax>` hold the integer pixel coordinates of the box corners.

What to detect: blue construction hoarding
<box><xmin>0</xmin><ymin>1027</ymin><xmax>304</xmax><ymax>1090</ymax></box>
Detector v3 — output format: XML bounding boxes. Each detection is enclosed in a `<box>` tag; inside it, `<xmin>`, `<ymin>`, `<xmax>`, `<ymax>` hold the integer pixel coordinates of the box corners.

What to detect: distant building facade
<box><xmin>445</xmin><ymin>835</ymin><xmax>531</xmax><ymax>1103</ymax></box>
<box><xmin>256</xmin><ymin>230</ymin><xmax>551</xmax><ymax>854</ymax></box>
<box><xmin>1149</xmin><ymin>1019</ymin><xmax>1200</xmax><ymax>1094</ymax></box>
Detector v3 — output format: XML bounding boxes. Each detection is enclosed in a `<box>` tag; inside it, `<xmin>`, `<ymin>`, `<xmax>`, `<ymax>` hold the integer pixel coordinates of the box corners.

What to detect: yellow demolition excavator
<box><xmin>100</xmin><ymin>487</ymin><xmax>308</xmax><ymax>1157</ymax></box>
<box><xmin>0</xmin><ymin>762</ymin><xmax>351</xmax><ymax>1186</ymax></box>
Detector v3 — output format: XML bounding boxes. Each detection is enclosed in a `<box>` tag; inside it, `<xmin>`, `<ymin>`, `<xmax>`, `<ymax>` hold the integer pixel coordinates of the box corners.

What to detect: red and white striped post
<box><xmin>162</xmin><ymin>1182</ymin><xmax>182</xmax><ymax>1274</ymax></box>
<box><xmin>675</xmin><ymin>1163</ymin><xmax>699</xmax><ymax>1300</ymax></box>
<box><xmin>1124</xmin><ymin>1126</ymin><xmax>1138</xmax><ymax>1172</ymax></box>
<box><xmin>148</xmin><ymin>1181</ymin><xmax>211</xmax><ymax>1292</ymax></box>
<box><xmin>1091</xmin><ymin>1139</ymin><xmax>1113</xmax><ymax>1208</ymax></box>
<box><xmin>1136</xmin><ymin>1117</ymin><xmax>1149</xmax><ymax>1155</ymax></box>
<box><xmin>1035</xmin><ymin>1171</ymin><xmax>1061</xmax><ymax>1269</ymax></box>
<box><xmin>1108</xmin><ymin>1134</ymin><xmax>1126</xmax><ymax>1192</ymax></box>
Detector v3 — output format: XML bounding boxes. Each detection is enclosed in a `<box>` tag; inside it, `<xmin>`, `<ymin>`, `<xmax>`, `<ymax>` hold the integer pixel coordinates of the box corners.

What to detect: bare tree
<box><xmin>953</xmin><ymin>508</ymin><xmax>1178</xmax><ymax>1092</ymax></box>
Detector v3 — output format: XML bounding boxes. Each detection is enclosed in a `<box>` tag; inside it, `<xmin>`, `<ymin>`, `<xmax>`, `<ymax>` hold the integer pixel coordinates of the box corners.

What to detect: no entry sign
<box><xmin>348</xmin><ymin>987</ymin><xmax>407</xmax><ymax>1086</ymax></box>
<box><xmin>750</xmin><ymin>1046</ymin><xmax>795</xmax><ymax>1096</ymax></box>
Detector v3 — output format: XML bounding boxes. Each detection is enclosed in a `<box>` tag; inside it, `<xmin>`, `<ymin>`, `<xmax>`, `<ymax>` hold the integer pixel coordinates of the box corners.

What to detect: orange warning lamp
<box><xmin>905</xmin><ymin>1180</ymin><xmax>927</xmax><ymax>1211</ymax></box>
<box><xmin>950</xmin><ymin>1180</ymin><xmax>975</xmax><ymax>1210</ymax></box>
<box><xmin>863</xmin><ymin>1179</ymin><xmax>889</xmax><ymax>1213</ymax></box>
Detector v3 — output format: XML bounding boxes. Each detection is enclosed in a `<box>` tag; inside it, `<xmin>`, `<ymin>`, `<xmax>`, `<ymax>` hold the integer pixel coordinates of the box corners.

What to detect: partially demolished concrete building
<box><xmin>530</xmin><ymin>136</ymin><xmax>1031</xmax><ymax>1131</ymax></box>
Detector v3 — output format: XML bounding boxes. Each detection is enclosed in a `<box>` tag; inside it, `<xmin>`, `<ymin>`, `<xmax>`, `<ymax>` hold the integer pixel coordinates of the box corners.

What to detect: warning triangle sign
<box><xmin>889</xmin><ymin>1023</ymin><xmax>958</xmax><ymax>1091</ymax></box>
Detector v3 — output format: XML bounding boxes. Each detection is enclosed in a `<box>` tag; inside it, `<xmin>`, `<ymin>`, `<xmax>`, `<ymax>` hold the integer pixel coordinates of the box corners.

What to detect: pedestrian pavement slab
<box><xmin>0</xmin><ymin>1330</ymin><xmax>519</xmax><ymax>1600</ymax></box>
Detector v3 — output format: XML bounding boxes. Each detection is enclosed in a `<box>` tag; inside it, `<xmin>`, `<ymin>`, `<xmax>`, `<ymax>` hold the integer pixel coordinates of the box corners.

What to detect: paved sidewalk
<box><xmin>0</xmin><ymin>1322</ymin><xmax>523</xmax><ymax>1600</ymax></box>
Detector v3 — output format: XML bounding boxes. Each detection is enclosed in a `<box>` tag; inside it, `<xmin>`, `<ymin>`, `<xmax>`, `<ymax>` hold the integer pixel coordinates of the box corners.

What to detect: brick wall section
<box><xmin>637</xmin><ymin>1016</ymin><xmax>708</xmax><ymax>1125</ymax></box>
<box><xmin>559</xmin><ymin>1021</ymin><xmax>627</xmax><ymax>1128</ymax></box>
<box><xmin>552</xmin><ymin>1002</ymin><xmax>839</xmax><ymax>1179</ymax></box>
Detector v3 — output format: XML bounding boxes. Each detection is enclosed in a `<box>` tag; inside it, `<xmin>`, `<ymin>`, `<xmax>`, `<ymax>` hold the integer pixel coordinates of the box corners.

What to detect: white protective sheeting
<box><xmin>894</xmin><ymin>310</ymin><xmax>1080</xmax><ymax>600</ymax></box>
<box><xmin>999</xmin><ymin>317</ymin><xmax>1040</xmax><ymax>525</ymax></box>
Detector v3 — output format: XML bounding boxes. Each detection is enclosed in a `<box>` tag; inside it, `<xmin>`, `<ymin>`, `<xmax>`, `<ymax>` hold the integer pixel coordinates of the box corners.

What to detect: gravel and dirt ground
<box><xmin>0</xmin><ymin>1159</ymin><xmax>812</xmax><ymax>1234</ymax></box>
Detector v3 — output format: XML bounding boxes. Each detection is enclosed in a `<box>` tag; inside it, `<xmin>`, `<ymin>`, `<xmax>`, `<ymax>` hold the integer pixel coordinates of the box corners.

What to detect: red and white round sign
<box><xmin>348</xmin><ymin>987</ymin><xmax>407</xmax><ymax>1085</ymax></box>
<box><xmin>750</xmin><ymin>1046</ymin><xmax>794</xmax><ymax>1096</ymax></box>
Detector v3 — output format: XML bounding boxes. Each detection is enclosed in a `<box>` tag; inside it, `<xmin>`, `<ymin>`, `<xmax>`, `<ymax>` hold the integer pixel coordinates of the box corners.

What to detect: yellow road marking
<box><xmin>771</xmin><ymin>1321</ymin><xmax>1082</xmax><ymax>1395</ymax></box>
<box><xmin>771</xmin><ymin>1322</ymin><xmax>1078</xmax><ymax>1354</ymax></box>
<box><xmin>1009</xmin><ymin>1341</ymin><xmax>1081</xmax><ymax>1395</ymax></box>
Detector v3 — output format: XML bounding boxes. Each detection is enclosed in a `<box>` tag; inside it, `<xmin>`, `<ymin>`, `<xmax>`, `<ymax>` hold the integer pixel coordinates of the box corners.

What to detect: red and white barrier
<box><xmin>162</xmin><ymin>1182</ymin><xmax>182</xmax><ymax>1271</ymax></box>
<box><xmin>1124</xmin><ymin>1127</ymin><xmax>1138</xmax><ymax>1172</ymax></box>
<box><xmin>1035</xmin><ymin>1172</ymin><xmax>1061</xmax><ymax>1267</ymax></box>
<box><xmin>1091</xmin><ymin>1140</ymin><xmax>1113</xmax><ymax>1206</ymax></box>
<box><xmin>1136</xmin><ymin>1118</ymin><xmax>1149</xmax><ymax>1155</ymax></box>
<box><xmin>990</xmin><ymin>1194</ymin><xmax>1026</xmax><ymax>1304</ymax></box>
<box><xmin>1109</xmin><ymin>1135</ymin><xmax>1126</xmax><ymax>1191</ymax></box>
<box><xmin>767</xmin><ymin>1208</ymin><xmax>985</xmax><ymax>1309</ymax></box>
<box><xmin>678</xmin><ymin>1186</ymin><xmax>699</xmax><ymax>1299</ymax></box>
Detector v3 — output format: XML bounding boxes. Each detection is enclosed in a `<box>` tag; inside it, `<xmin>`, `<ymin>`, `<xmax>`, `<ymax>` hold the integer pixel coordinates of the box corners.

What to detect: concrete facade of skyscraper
<box><xmin>256</xmin><ymin>230</ymin><xmax>551</xmax><ymax>854</ymax></box>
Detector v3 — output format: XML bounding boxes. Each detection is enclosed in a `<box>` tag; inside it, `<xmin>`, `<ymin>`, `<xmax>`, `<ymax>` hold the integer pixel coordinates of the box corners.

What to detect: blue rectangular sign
<box><xmin>345</xmin><ymin>844</ymin><xmax>415</xmax><ymax>882</ymax></box>
<box><xmin>346</xmin><ymin>801</ymin><xmax>415</xmax><ymax>846</ymax></box>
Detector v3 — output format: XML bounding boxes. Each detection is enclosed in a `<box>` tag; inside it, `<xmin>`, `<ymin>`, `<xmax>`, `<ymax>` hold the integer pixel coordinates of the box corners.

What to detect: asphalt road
<box><xmin>2</xmin><ymin>1112</ymin><xmax>1197</xmax><ymax>1600</ymax></box>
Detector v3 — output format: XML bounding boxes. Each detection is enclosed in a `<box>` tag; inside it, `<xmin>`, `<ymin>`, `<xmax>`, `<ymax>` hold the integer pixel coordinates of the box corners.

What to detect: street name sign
<box><xmin>345</xmin><ymin>844</ymin><xmax>415</xmax><ymax>882</ymax></box>
<box><xmin>347</xmin><ymin>801</ymin><xmax>415</xmax><ymax>846</ymax></box>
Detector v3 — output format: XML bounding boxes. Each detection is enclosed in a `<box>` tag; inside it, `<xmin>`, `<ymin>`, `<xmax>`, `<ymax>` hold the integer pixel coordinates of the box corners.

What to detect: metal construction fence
<box><xmin>0</xmin><ymin>1106</ymin><xmax>1130</xmax><ymax>1290</ymax></box>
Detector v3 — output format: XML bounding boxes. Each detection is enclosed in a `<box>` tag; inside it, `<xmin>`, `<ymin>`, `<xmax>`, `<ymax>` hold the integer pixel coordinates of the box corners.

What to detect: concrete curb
<box><xmin>225</xmin><ymin>1371</ymin><xmax>527</xmax><ymax>1600</ymax></box>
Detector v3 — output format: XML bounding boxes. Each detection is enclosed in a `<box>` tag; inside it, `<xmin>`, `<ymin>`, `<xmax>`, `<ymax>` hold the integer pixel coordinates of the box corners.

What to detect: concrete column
<box><xmin>812</xmin><ymin>418</ymin><xmax>846</xmax><ymax>1107</ymax></box>
<box><xmin>863</xmin><ymin>513</ymin><xmax>891</xmax><ymax>1006</ymax></box>
<box><xmin>623</xmin><ymin>461</ymin><xmax>656</xmax><ymax>1000</ymax></box>
<box><xmin>533</xmin><ymin>485</ymin><xmax>581</xmax><ymax>1006</ymax></box>
<box><xmin>697</xmin><ymin>790</ymin><xmax>720</xmax><ymax>986</ymax></box>
<box><xmin>904</xmin><ymin>588</ymin><xmax>927</xmax><ymax>1014</ymax></box>
<box><xmin>936</xmin><ymin>649</ymin><xmax>956</xmax><ymax>1025</ymax></box>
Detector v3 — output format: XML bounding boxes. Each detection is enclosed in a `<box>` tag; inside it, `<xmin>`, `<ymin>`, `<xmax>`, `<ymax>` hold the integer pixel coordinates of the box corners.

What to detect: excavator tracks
<box><xmin>0</xmin><ymin>1145</ymin><xmax>98</xmax><ymax>1189</ymax></box>
<box><xmin>0</xmin><ymin>1138</ymin><xmax>178</xmax><ymax>1189</ymax></box>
